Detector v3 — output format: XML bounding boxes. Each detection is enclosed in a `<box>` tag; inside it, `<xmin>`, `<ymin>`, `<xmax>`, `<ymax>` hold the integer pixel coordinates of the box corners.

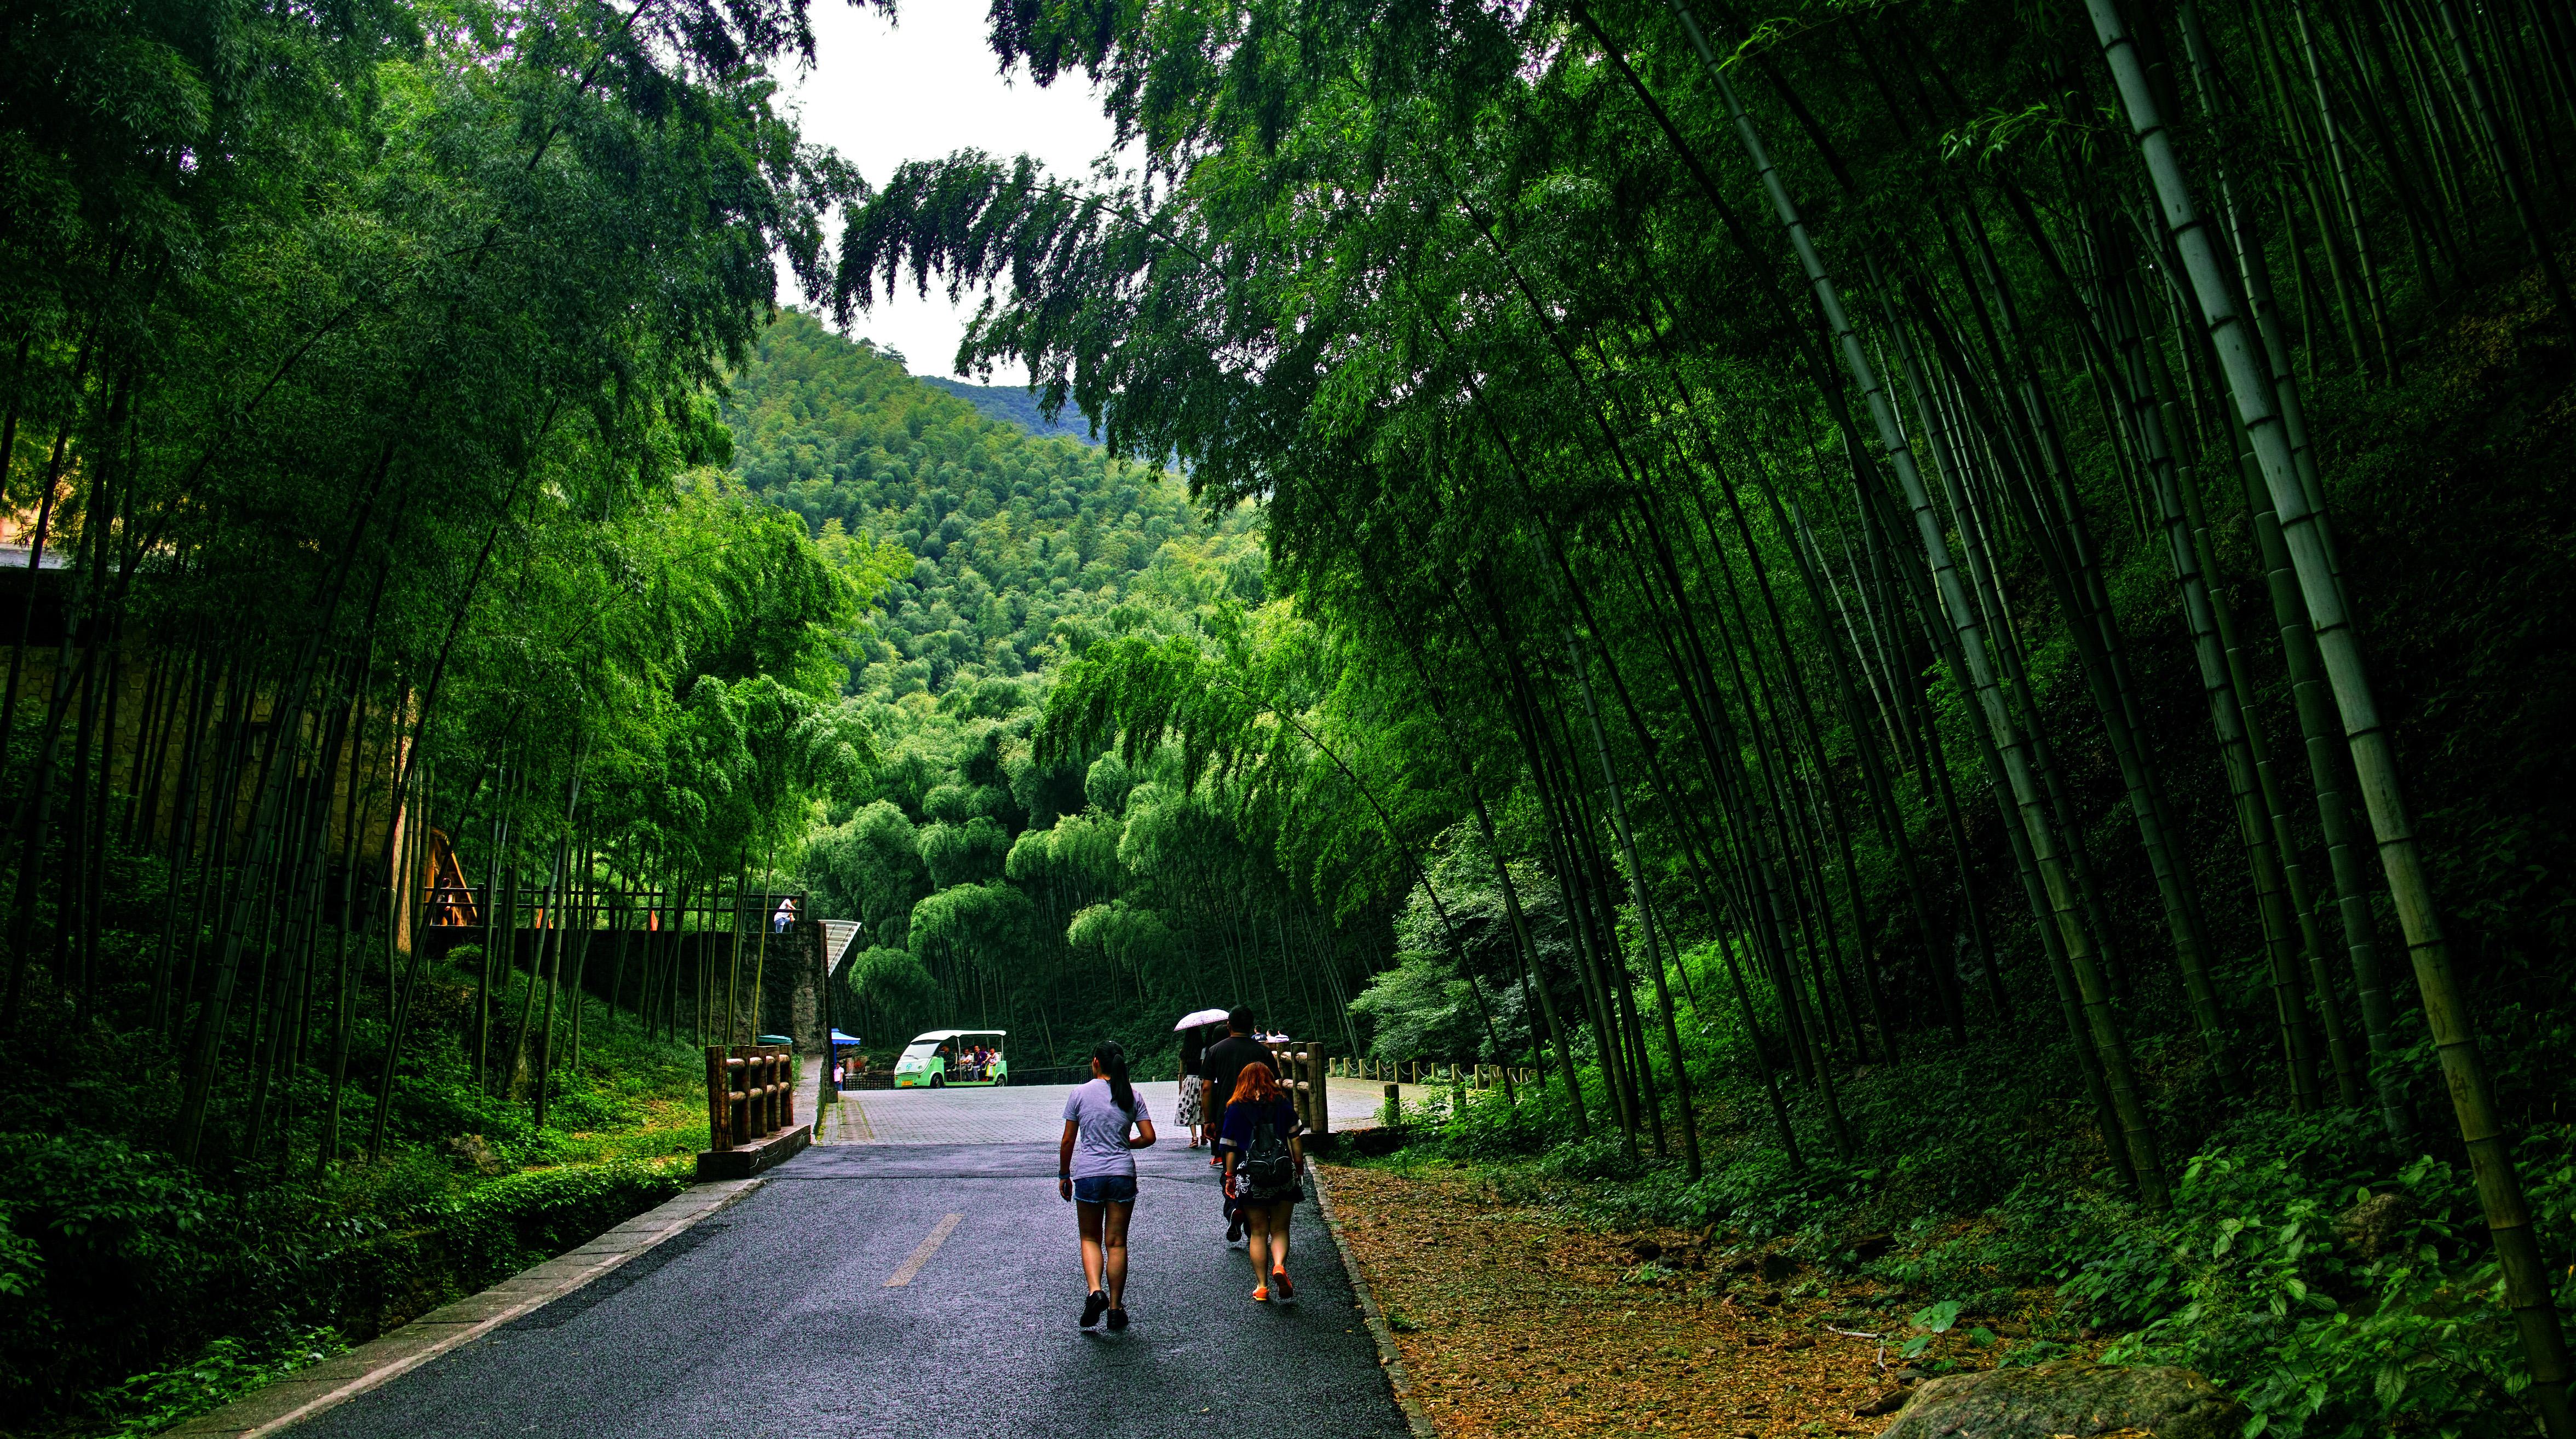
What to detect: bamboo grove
<box><xmin>0</xmin><ymin>0</ymin><xmax>885</xmax><ymax>1183</ymax></box>
<box><xmin>838</xmin><ymin>0</ymin><xmax>2576</xmax><ymax>1428</ymax></box>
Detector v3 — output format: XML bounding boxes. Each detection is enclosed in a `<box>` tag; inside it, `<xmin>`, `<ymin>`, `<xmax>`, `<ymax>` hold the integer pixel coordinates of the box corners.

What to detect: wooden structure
<box><xmin>1262</xmin><ymin>1038</ymin><xmax>1331</xmax><ymax>1137</ymax></box>
<box><xmin>697</xmin><ymin>1042</ymin><xmax>809</xmax><ymax>1179</ymax></box>
<box><xmin>425</xmin><ymin>884</ymin><xmax>810</xmax><ymax>937</ymax></box>
<box><xmin>1329</xmin><ymin>1056</ymin><xmax>1538</xmax><ymax>1090</ymax></box>
<box><xmin>418</xmin><ymin>882</ymin><xmax>827</xmax><ymax>1054</ymax></box>
<box><xmin>421</xmin><ymin>830</ymin><xmax>480</xmax><ymax>930</ymax></box>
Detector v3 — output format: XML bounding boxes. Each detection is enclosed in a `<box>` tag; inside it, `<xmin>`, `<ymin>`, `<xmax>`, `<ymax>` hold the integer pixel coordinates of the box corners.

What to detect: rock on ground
<box><xmin>1881</xmin><ymin>1360</ymin><xmax>2241</xmax><ymax>1439</ymax></box>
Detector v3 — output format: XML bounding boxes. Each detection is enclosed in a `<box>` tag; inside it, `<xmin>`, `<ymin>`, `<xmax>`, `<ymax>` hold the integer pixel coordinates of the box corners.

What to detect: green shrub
<box><xmin>443</xmin><ymin>1159</ymin><xmax>688</xmax><ymax>1270</ymax></box>
<box><xmin>0</xmin><ymin>1131</ymin><xmax>229</xmax><ymax>1409</ymax></box>
<box><xmin>102</xmin><ymin>1327</ymin><xmax>344</xmax><ymax>1437</ymax></box>
<box><xmin>2096</xmin><ymin>1138</ymin><xmax>2573</xmax><ymax>1439</ymax></box>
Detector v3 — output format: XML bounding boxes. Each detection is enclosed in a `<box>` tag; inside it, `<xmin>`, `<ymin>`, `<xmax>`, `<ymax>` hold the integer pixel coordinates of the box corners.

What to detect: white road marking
<box><xmin>884</xmin><ymin>1213</ymin><xmax>963</xmax><ymax>1287</ymax></box>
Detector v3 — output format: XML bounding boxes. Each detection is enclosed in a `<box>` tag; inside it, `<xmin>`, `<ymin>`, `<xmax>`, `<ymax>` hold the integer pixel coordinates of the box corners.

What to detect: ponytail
<box><xmin>1095</xmin><ymin>1040</ymin><xmax>1135</xmax><ymax>1116</ymax></box>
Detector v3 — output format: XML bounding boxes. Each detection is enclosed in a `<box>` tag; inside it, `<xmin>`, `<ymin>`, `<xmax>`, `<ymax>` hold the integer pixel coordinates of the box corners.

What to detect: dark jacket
<box><xmin>1202</xmin><ymin>1034</ymin><xmax>1273</xmax><ymax>1112</ymax></box>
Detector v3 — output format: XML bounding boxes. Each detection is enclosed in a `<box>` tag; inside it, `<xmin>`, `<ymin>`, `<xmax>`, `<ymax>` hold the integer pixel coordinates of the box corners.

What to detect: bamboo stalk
<box><xmin>2089</xmin><ymin>0</ymin><xmax>2572</xmax><ymax>1417</ymax></box>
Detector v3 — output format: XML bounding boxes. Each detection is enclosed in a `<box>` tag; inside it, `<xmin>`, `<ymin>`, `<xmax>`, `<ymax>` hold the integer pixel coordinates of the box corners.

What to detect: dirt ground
<box><xmin>1318</xmin><ymin>1160</ymin><xmax>2077</xmax><ymax>1438</ymax></box>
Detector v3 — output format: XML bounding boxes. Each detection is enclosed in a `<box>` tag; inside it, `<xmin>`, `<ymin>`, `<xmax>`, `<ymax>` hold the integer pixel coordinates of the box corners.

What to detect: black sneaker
<box><xmin>1081</xmin><ymin>1289</ymin><xmax>1109</xmax><ymax>1328</ymax></box>
<box><xmin>1106</xmin><ymin>1306</ymin><xmax>1130</xmax><ymax>1332</ymax></box>
<box><xmin>1226</xmin><ymin>1215</ymin><xmax>1244</xmax><ymax>1244</ymax></box>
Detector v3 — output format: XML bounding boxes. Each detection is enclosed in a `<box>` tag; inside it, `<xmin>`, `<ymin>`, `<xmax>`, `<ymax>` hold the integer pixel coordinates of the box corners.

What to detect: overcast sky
<box><xmin>778</xmin><ymin>2</ymin><xmax>1121</xmax><ymax>384</ymax></box>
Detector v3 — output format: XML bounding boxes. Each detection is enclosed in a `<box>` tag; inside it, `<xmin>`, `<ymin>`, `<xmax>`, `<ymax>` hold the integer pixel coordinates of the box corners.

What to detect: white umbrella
<box><xmin>1173</xmin><ymin>1007</ymin><xmax>1231</xmax><ymax>1032</ymax></box>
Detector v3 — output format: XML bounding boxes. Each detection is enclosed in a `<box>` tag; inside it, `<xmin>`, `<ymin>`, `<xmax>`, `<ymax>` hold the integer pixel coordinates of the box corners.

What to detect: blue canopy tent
<box><xmin>827</xmin><ymin>1031</ymin><xmax>864</xmax><ymax>1091</ymax></box>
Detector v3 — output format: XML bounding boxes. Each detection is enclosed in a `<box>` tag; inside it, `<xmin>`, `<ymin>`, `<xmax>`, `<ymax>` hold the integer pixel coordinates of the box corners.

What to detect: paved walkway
<box><xmin>826</xmin><ymin>1077</ymin><xmax>1426</xmax><ymax>1144</ymax></box>
<box><xmin>285</xmin><ymin>1131</ymin><xmax>1410</xmax><ymax>1438</ymax></box>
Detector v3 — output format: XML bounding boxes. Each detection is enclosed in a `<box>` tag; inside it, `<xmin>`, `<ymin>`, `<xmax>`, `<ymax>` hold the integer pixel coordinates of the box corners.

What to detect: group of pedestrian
<box><xmin>1056</xmin><ymin>1006</ymin><xmax>1307</xmax><ymax>1331</ymax></box>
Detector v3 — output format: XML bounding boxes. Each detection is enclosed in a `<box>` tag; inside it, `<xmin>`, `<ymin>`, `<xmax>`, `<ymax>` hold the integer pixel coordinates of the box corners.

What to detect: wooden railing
<box><xmin>1328</xmin><ymin>1056</ymin><xmax>1538</xmax><ymax>1090</ymax></box>
<box><xmin>706</xmin><ymin>1043</ymin><xmax>796</xmax><ymax>1150</ymax></box>
<box><xmin>1262</xmin><ymin>1039</ymin><xmax>1330</xmax><ymax>1137</ymax></box>
<box><xmin>427</xmin><ymin>885</ymin><xmax>812</xmax><ymax>933</ymax></box>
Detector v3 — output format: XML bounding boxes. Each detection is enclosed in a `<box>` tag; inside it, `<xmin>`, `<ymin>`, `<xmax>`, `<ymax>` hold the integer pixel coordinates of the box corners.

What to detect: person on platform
<box><xmin>772</xmin><ymin>896</ymin><xmax>797</xmax><ymax>934</ymax></box>
<box><xmin>1198</xmin><ymin>1008</ymin><xmax>1274</xmax><ymax>1240</ymax></box>
<box><xmin>1218</xmin><ymin>1060</ymin><xmax>1306</xmax><ymax>1302</ymax></box>
<box><xmin>1059</xmin><ymin>1039</ymin><xmax>1155</xmax><ymax>1331</ymax></box>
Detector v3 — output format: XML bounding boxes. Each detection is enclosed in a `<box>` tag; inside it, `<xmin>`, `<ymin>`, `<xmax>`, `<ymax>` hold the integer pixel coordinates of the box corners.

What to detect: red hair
<box><xmin>1228</xmin><ymin>1061</ymin><xmax>1284</xmax><ymax>1107</ymax></box>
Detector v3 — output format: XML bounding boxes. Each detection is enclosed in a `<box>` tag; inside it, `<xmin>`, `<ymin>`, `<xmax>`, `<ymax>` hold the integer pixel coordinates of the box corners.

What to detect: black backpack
<box><xmin>1245</xmin><ymin>1106</ymin><xmax>1296</xmax><ymax>1189</ymax></box>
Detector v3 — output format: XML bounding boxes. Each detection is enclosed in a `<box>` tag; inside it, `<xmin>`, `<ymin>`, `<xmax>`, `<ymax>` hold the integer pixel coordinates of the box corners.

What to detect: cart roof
<box><xmin>906</xmin><ymin>1029</ymin><xmax>1007</xmax><ymax>1044</ymax></box>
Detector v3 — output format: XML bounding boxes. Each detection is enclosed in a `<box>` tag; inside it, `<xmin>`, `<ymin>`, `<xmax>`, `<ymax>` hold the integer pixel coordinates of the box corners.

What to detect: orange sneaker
<box><xmin>1272</xmin><ymin>1269</ymin><xmax>1295</xmax><ymax>1299</ymax></box>
<box><xmin>1250</xmin><ymin>1284</ymin><xmax>1270</xmax><ymax>1303</ymax></box>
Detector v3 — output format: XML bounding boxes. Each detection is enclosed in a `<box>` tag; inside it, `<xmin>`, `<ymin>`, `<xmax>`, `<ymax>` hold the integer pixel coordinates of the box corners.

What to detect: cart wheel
<box><xmin>930</xmin><ymin>1074</ymin><xmax>944</xmax><ymax>1089</ymax></box>
<box><xmin>994</xmin><ymin>1073</ymin><xmax>1008</xmax><ymax>1087</ymax></box>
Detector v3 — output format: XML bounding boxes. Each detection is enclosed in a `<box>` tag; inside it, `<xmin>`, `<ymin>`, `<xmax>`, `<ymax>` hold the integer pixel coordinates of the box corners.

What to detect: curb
<box><xmin>167</xmin><ymin>1172</ymin><xmax>778</xmax><ymax>1436</ymax></box>
<box><xmin>1309</xmin><ymin>1164</ymin><xmax>1439</xmax><ymax>1439</ymax></box>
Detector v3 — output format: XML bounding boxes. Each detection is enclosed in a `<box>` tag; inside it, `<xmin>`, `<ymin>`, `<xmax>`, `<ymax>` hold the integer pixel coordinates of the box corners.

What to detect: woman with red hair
<box><xmin>1217</xmin><ymin>1061</ymin><xmax>1306</xmax><ymax>1302</ymax></box>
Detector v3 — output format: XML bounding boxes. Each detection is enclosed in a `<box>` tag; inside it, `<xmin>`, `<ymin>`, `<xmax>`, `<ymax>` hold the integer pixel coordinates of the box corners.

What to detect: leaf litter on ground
<box><xmin>1320</xmin><ymin>1161</ymin><xmax>2096</xmax><ymax>1438</ymax></box>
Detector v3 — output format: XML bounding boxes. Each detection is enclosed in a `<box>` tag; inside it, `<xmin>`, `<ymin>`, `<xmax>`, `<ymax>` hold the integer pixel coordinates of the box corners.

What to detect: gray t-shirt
<box><xmin>1062</xmin><ymin>1078</ymin><xmax>1150</xmax><ymax>1180</ymax></box>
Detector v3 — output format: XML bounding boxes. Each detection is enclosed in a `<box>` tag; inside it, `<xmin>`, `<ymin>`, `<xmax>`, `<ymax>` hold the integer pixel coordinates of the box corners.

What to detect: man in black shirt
<box><xmin>1199</xmin><ymin>1006</ymin><xmax>1275</xmax><ymax>1242</ymax></box>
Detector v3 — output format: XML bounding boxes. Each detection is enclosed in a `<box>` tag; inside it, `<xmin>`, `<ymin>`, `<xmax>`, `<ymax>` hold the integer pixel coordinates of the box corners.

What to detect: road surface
<box><xmin>289</xmin><ymin>1087</ymin><xmax>1411</xmax><ymax>1438</ymax></box>
<box><xmin>820</xmin><ymin>1077</ymin><xmax>1430</xmax><ymax>1143</ymax></box>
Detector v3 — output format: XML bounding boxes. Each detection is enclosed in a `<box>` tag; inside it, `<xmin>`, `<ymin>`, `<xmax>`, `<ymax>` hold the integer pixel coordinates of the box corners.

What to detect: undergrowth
<box><xmin>0</xmin><ymin>941</ymin><xmax>712</xmax><ymax>1437</ymax></box>
<box><xmin>1343</xmin><ymin>1015</ymin><xmax>2576</xmax><ymax>1439</ymax></box>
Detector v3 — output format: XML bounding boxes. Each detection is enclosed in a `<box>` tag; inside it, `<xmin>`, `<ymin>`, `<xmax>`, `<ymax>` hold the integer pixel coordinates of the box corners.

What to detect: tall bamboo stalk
<box><xmin>2089</xmin><ymin>0</ymin><xmax>2572</xmax><ymax>1419</ymax></box>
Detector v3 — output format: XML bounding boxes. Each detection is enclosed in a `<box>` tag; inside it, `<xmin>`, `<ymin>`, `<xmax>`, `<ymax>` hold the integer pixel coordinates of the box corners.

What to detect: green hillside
<box><xmin>918</xmin><ymin>375</ymin><xmax>1102</xmax><ymax>446</ymax></box>
<box><xmin>722</xmin><ymin>312</ymin><xmax>1241</xmax><ymax>699</ymax></box>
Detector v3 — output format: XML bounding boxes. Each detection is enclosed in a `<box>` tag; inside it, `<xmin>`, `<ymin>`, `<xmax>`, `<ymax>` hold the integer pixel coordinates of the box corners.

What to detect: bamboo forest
<box><xmin>4</xmin><ymin>0</ymin><xmax>2575</xmax><ymax>1435</ymax></box>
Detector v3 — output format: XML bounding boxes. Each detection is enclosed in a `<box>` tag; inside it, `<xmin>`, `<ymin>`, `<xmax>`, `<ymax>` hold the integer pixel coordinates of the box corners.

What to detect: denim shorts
<box><xmin>1072</xmin><ymin>1173</ymin><xmax>1138</xmax><ymax>1205</ymax></box>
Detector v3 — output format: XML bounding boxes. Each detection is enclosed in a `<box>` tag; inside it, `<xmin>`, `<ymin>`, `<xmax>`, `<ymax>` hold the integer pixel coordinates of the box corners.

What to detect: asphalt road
<box><xmin>290</xmin><ymin>1123</ymin><xmax>1411</xmax><ymax>1438</ymax></box>
<box><xmin>825</xmin><ymin>1078</ymin><xmax>1422</xmax><ymax>1143</ymax></box>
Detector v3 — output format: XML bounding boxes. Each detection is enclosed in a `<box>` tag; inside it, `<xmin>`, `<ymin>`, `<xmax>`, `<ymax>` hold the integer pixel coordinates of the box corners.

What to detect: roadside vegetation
<box><xmin>0</xmin><ymin>0</ymin><xmax>875</xmax><ymax>1429</ymax></box>
<box><xmin>825</xmin><ymin>0</ymin><xmax>2576</xmax><ymax>1435</ymax></box>
<box><xmin>10</xmin><ymin>0</ymin><xmax>2576</xmax><ymax>1436</ymax></box>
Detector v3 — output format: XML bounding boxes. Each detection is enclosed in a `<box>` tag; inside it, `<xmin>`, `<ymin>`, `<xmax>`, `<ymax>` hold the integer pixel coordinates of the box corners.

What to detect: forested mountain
<box><xmin>721</xmin><ymin>312</ymin><xmax>1381</xmax><ymax>1070</ymax></box>
<box><xmin>918</xmin><ymin>376</ymin><xmax>1103</xmax><ymax>445</ymax></box>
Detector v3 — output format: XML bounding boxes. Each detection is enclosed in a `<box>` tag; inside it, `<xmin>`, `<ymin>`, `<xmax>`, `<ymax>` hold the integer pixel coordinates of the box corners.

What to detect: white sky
<box><xmin>779</xmin><ymin>1</ymin><xmax>1123</xmax><ymax>384</ymax></box>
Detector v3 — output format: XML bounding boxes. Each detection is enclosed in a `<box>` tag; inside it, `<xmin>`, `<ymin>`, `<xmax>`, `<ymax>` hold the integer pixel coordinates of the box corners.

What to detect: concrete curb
<box><xmin>1309</xmin><ymin>1164</ymin><xmax>1439</xmax><ymax>1439</ymax></box>
<box><xmin>693</xmin><ymin>1120</ymin><xmax>812</xmax><ymax>1179</ymax></box>
<box><xmin>167</xmin><ymin>1173</ymin><xmax>777</xmax><ymax>1437</ymax></box>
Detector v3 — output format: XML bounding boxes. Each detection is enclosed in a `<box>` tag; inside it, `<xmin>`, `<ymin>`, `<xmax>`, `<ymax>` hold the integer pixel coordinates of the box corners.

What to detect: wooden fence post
<box><xmin>777</xmin><ymin>1044</ymin><xmax>795</xmax><ymax>1132</ymax></box>
<box><xmin>757</xmin><ymin>1048</ymin><xmax>774</xmax><ymax>1136</ymax></box>
<box><xmin>705</xmin><ymin>1046</ymin><xmax>732</xmax><ymax>1150</ymax></box>
<box><xmin>1309</xmin><ymin>1042</ymin><xmax>1329</xmax><ymax>1136</ymax></box>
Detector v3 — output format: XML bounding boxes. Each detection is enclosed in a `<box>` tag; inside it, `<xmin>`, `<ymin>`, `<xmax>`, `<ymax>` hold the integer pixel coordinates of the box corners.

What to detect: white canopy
<box><xmin>906</xmin><ymin>1028</ymin><xmax>1007</xmax><ymax>1045</ymax></box>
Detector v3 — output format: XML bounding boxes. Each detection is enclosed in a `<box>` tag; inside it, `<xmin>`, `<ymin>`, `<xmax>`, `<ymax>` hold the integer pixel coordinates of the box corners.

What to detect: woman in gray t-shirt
<box><xmin>1057</xmin><ymin>1040</ymin><xmax>1155</xmax><ymax>1331</ymax></box>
